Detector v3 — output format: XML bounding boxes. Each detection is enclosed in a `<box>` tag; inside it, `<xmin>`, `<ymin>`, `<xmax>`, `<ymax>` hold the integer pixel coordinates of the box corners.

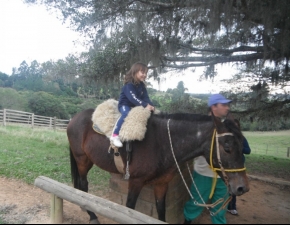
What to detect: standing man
<box><xmin>183</xmin><ymin>93</ymin><xmax>232</xmax><ymax>224</ymax></box>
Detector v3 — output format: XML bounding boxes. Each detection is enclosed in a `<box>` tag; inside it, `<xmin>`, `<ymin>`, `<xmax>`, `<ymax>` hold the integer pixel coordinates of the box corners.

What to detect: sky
<box><xmin>0</xmin><ymin>0</ymin><xmax>86</xmax><ymax>75</ymax></box>
<box><xmin>148</xmin><ymin>66</ymin><xmax>234</xmax><ymax>94</ymax></box>
<box><xmin>0</xmin><ymin>0</ymin><xmax>234</xmax><ymax>94</ymax></box>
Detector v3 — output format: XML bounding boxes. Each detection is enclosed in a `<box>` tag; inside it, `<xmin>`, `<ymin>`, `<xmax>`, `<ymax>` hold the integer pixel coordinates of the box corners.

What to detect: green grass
<box><xmin>243</xmin><ymin>130</ymin><xmax>290</xmax><ymax>158</ymax></box>
<box><xmin>0</xmin><ymin>125</ymin><xmax>110</xmax><ymax>193</ymax></box>
<box><xmin>242</xmin><ymin>130</ymin><xmax>290</xmax><ymax>180</ymax></box>
<box><xmin>0</xmin><ymin>218</ymin><xmax>7</xmax><ymax>224</ymax></box>
<box><xmin>245</xmin><ymin>154</ymin><xmax>290</xmax><ymax>180</ymax></box>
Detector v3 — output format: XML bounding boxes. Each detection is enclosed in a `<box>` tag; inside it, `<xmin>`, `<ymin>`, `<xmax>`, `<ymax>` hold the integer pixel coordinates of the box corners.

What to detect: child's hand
<box><xmin>146</xmin><ymin>104</ymin><xmax>155</xmax><ymax>111</ymax></box>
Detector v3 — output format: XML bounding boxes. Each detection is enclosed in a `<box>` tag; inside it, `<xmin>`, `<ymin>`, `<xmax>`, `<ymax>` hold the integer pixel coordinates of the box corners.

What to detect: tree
<box><xmin>0</xmin><ymin>72</ymin><xmax>9</xmax><ymax>87</ymax></box>
<box><xmin>0</xmin><ymin>88</ymin><xmax>29</xmax><ymax>111</ymax></box>
<box><xmin>24</xmin><ymin>0</ymin><xmax>290</xmax><ymax>120</ymax></box>
<box><xmin>24</xmin><ymin>0</ymin><xmax>290</xmax><ymax>79</ymax></box>
<box><xmin>28</xmin><ymin>92</ymin><xmax>69</xmax><ymax>119</ymax></box>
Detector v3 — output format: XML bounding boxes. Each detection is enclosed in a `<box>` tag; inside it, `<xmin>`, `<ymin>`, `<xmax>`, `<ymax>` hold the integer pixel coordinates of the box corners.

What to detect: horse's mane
<box><xmin>223</xmin><ymin>119</ymin><xmax>244</xmax><ymax>141</ymax></box>
<box><xmin>153</xmin><ymin>112</ymin><xmax>244</xmax><ymax>140</ymax></box>
<box><xmin>153</xmin><ymin>112</ymin><xmax>212</xmax><ymax>122</ymax></box>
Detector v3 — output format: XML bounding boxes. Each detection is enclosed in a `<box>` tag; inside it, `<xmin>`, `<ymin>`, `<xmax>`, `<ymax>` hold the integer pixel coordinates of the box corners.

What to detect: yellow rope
<box><xmin>209</xmin><ymin>129</ymin><xmax>246</xmax><ymax>199</ymax></box>
<box><xmin>209</xmin><ymin>129</ymin><xmax>216</xmax><ymax>172</ymax></box>
<box><xmin>209</xmin><ymin>173</ymin><xmax>217</xmax><ymax>199</ymax></box>
<box><xmin>209</xmin><ymin>129</ymin><xmax>217</xmax><ymax>199</ymax></box>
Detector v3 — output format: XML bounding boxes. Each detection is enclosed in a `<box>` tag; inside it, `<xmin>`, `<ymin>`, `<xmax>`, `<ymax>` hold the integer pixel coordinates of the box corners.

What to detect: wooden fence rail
<box><xmin>0</xmin><ymin>109</ymin><xmax>70</xmax><ymax>130</ymax></box>
<box><xmin>34</xmin><ymin>176</ymin><xmax>167</xmax><ymax>224</ymax></box>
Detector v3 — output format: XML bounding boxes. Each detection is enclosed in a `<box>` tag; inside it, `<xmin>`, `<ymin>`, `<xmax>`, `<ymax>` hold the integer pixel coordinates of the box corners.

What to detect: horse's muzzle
<box><xmin>228</xmin><ymin>173</ymin><xmax>250</xmax><ymax>196</ymax></box>
<box><xmin>233</xmin><ymin>185</ymin><xmax>250</xmax><ymax>196</ymax></box>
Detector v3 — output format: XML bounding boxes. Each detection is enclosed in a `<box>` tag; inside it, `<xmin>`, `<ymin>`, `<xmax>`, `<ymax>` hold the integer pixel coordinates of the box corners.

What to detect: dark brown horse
<box><xmin>67</xmin><ymin>109</ymin><xmax>249</xmax><ymax>223</ymax></box>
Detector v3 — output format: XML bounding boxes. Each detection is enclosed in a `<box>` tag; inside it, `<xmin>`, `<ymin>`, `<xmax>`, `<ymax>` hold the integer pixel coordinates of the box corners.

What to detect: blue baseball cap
<box><xmin>208</xmin><ymin>94</ymin><xmax>232</xmax><ymax>107</ymax></box>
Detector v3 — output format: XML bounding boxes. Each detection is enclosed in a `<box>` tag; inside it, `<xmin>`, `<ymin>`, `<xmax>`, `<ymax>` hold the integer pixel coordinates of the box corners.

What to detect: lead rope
<box><xmin>167</xmin><ymin>119</ymin><xmax>193</xmax><ymax>200</ymax></box>
<box><xmin>167</xmin><ymin>119</ymin><xmax>224</xmax><ymax>216</ymax></box>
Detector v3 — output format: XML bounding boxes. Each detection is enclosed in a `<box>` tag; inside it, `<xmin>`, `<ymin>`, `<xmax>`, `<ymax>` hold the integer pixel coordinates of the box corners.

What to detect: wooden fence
<box><xmin>34</xmin><ymin>176</ymin><xmax>167</xmax><ymax>224</ymax></box>
<box><xmin>0</xmin><ymin>109</ymin><xmax>70</xmax><ymax>130</ymax></box>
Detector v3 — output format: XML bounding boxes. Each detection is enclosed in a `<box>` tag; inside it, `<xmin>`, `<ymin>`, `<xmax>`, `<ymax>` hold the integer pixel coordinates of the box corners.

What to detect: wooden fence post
<box><xmin>287</xmin><ymin>147</ymin><xmax>290</xmax><ymax>158</ymax></box>
<box><xmin>3</xmin><ymin>109</ymin><xmax>6</xmax><ymax>126</ymax></box>
<box><xmin>53</xmin><ymin>117</ymin><xmax>56</xmax><ymax>130</ymax></box>
<box><xmin>31</xmin><ymin>114</ymin><xmax>34</xmax><ymax>129</ymax></box>
<box><xmin>50</xmin><ymin>194</ymin><xmax>63</xmax><ymax>224</ymax></box>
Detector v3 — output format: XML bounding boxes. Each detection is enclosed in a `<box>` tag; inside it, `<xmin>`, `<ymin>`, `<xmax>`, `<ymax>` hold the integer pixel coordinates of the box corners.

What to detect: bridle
<box><xmin>167</xmin><ymin>119</ymin><xmax>246</xmax><ymax>216</ymax></box>
<box><xmin>208</xmin><ymin>128</ymin><xmax>246</xmax><ymax>199</ymax></box>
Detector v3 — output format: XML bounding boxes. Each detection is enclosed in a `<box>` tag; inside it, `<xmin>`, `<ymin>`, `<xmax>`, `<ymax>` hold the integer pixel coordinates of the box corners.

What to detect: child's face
<box><xmin>135</xmin><ymin>70</ymin><xmax>147</xmax><ymax>82</ymax></box>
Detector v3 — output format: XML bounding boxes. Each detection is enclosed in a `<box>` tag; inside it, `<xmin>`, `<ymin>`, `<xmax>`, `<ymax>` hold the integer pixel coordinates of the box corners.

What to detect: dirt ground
<box><xmin>0</xmin><ymin>176</ymin><xmax>290</xmax><ymax>224</ymax></box>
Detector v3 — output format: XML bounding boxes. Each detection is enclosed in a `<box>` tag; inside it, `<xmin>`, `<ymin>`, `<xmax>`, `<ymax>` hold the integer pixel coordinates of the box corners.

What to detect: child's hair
<box><xmin>124</xmin><ymin>62</ymin><xmax>148</xmax><ymax>84</ymax></box>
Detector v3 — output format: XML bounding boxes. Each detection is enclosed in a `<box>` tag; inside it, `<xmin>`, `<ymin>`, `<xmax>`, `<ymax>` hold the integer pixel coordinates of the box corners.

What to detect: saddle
<box><xmin>91</xmin><ymin>99</ymin><xmax>154</xmax><ymax>179</ymax></box>
<box><xmin>91</xmin><ymin>99</ymin><xmax>152</xmax><ymax>142</ymax></box>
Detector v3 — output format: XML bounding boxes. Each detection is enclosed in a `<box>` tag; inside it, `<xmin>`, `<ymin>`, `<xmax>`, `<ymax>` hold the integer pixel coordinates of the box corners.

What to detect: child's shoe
<box><xmin>110</xmin><ymin>135</ymin><xmax>123</xmax><ymax>147</ymax></box>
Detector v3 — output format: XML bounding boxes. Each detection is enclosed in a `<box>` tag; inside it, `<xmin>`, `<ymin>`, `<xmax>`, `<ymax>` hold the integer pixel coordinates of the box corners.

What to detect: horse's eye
<box><xmin>224</xmin><ymin>142</ymin><xmax>230</xmax><ymax>153</ymax></box>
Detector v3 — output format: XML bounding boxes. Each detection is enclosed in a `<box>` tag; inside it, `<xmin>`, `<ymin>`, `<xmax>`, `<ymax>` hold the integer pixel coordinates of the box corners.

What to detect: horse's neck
<box><xmin>158</xmin><ymin>118</ymin><xmax>213</xmax><ymax>163</ymax></box>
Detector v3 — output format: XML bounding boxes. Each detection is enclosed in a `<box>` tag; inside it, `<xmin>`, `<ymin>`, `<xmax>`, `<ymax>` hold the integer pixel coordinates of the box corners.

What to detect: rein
<box><xmin>166</xmin><ymin>119</ymin><xmax>246</xmax><ymax>216</ymax></box>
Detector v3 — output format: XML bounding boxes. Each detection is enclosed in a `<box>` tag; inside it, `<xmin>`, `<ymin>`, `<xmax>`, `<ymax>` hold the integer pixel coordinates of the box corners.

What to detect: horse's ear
<box><xmin>226</xmin><ymin>112</ymin><xmax>235</xmax><ymax>123</ymax></box>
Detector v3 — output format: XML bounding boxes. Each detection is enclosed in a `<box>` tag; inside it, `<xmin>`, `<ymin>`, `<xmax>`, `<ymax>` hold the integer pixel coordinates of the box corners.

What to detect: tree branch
<box><xmin>162</xmin><ymin>53</ymin><xmax>264</xmax><ymax>68</ymax></box>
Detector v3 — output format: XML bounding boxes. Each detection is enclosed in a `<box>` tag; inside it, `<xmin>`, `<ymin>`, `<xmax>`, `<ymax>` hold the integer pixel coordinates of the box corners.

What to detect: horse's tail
<box><xmin>69</xmin><ymin>146</ymin><xmax>80</xmax><ymax>189</ymax></box>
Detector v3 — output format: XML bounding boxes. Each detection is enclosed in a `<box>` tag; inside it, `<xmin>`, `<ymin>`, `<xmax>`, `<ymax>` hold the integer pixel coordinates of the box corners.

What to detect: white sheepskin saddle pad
<box><xmin>91</xmin><ymin>99</ymin><xmax>152</xmax><ymax>142</ymax></box>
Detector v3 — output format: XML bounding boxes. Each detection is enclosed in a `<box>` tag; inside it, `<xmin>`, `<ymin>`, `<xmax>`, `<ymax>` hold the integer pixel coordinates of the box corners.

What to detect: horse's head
<box><xmin>204</xmin><ymin>116</ymin><xmax>250</xmax><ymax>196</ymax></box>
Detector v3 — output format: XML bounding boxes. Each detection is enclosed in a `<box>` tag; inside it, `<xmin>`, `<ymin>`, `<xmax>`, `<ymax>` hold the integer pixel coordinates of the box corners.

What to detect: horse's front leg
<box><xmin>153</xmin><ymin>183</ymin><xmax>168</xmax><ymax>222</ymax></box>
<box><xmin>126</xmin><ymin>179</ymin><xmax>144</xmax><ymax>209</ymax></box>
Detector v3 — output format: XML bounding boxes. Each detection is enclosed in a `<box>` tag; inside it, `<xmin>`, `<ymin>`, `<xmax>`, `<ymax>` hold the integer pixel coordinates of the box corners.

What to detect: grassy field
<box><xmin>243</xmin><ymin>130</ymin><xmax>290</xmax><ymax>180</ymax></box>
<box><xmin>0</xmin><ymin>125</ymin><xmax>110</xmax><ymax>192</ymax></box>
<box><xmin>243</xmin><ymin>130</ymin><xmax>290</xmax><ymax>158</ymax></box>
<box><xmin>0</xmin><ymin>125</ymin><xmax>289</xmax><ymax>187</ymax></box>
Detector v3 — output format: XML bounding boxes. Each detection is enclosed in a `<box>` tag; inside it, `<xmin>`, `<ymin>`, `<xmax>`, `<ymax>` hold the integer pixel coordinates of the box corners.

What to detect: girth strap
<box><xmin>111</xmin><ymin>146</ymin><xmax>125</xmax><ymax>174</ymax></box>
<box><xmin>109</xmin><ymin>142</ymin><xmax>132</xmax><ymax>180</ymax></box>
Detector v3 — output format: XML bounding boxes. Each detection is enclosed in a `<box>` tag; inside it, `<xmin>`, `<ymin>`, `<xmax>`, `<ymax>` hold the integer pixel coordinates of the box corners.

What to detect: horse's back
<box><xmin>68</xmin><ymin>108</ymin><xmax>94</xmax><ymax>129</ymax></box>
<box><xmin>67</xmin><ymin>108</ymin><xmax>95</xmax><ymax>145</ymax></box>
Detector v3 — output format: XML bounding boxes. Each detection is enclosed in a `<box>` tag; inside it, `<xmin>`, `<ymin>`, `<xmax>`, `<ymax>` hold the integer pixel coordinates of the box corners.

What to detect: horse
<box><xmin>67</xmin><ymin>109</ymin><xmax>250</xmax><ymax>223</ymax></box>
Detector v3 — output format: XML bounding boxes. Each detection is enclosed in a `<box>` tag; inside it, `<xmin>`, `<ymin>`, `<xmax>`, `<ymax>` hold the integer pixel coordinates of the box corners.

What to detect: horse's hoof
<box><xmin>89</xmin><ymin>219</ymin><xmax>100</xmax><ymax>224</ymax></box>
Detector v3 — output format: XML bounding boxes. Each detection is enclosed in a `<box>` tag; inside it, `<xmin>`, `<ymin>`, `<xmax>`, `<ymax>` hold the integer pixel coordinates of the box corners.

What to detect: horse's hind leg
<box><xmin>70</xmin><ymin>149</ymin><xmax>100</xmax><ymax>224</ymax></box>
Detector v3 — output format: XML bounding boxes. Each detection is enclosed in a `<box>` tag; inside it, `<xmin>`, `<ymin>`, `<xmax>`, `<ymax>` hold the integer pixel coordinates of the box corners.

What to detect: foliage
<box><xmin>155</xmin><ymin>81</ymin><xmax>208</xmax><ymax>113</ymax></box>
<box><xmin>0</xmin><ymin>72</ymin><xmax>9</xmax><ymax>88</ymax></box>
<box><xmin>241</xmin><ymin>120</ymin><xmax>287</xmax><ymax>131</ymax></box>
<box><xmin>24</xmin><ymin>0</ymin><xmax>290</xmax><ymax>79</ymax></box>
<box><xmin>28</xmin><ymin>92</ymin><xmax>69</xmax><ymax>119</ymax></box>
<box><xmin>0</xmin><ymin>88</ymin><xmax>29</xmax><ymax>111</ymax></box>
<box><xmin>221</xmin><ymin>66</ymin><xmax>290</xmax><ymax>122</ymax></box>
